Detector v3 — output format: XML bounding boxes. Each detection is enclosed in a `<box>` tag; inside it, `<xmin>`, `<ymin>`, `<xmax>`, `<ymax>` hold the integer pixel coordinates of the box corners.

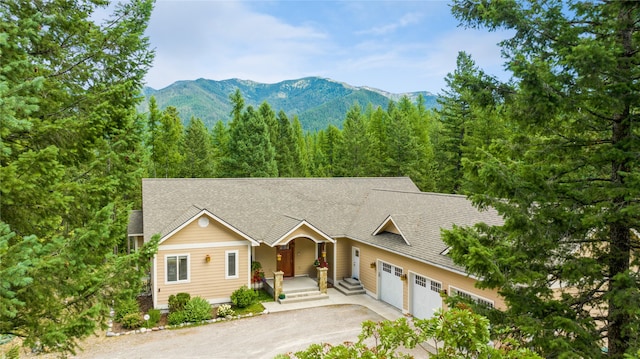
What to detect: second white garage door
<box><xmin>379</xmin><ymin>261</ymin><xmax>403</xmax><ymax>310</ymax></box>
<box><xmin>410</xmin><ymin>273</ymin><xmax>442</xmax><ymax>319</ymax></box>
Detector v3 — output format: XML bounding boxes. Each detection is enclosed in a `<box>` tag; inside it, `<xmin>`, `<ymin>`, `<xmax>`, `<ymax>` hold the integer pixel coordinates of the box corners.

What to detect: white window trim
<box><xmin>225</xmin><ymin>250</ymin><xmax>239</xmax><ymax>279</ymax></box>
<box><xmin>448</xmin><ymin>286</ymin><xmax>494</xmax><ymax>308</ymax></box>
<box><xmin>165</xmin><ymin>254</ymin><xmax>190</xmax><ymax>285</ymax></box>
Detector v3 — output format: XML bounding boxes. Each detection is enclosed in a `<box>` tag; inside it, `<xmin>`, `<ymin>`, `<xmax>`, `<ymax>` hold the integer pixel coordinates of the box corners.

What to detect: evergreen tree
<box><xmin>395</xmin><ymin>96</ymin><xmax>437</xmax><ymax>191</ymax></box>
<box><xmin>0</xmin><ymin>0</ymin><xmax>156</xmax><ymax>353</ymax></box>
<box><xmin>435</xmin><ymin>52</ymin><xmax>504</xmax><ymax>194</ymax></box>
<box><xmin>291</xmin><ymin>116</ymin><xmax>310</xmax><ymax>176</ymax></box>
<box><xmin>221</xmin><ymin>105</ymin><xmax>277</xmax><ymax>177</ymax></box>
<box><xmin>259</xmin><ymin>101</ymin><xmax>278</xmax><ymax>152</ymax></box>
<box><xmin>366</xmin><ymin>105</ymin><xmax>390</xmax><ymax>177</ymax></box>
<box><xmin>210</xmin><ymin>120</ymin><xmax>229</xmax><ymax>177</ymax></box>
<box><xmin>229</xmin><ymin>88</ymin><xmax>244</xmax><ymax>127</ymax></box>
<box><xmin>316</xmin><ymin>125</ymin><xmax>343</xmax><ymax>177</ymax></box>
<box><xmin>335</xmin><ymin>103</ymin><xmax>372</xmax><ymax>176</ymax></box>
<box><xmin>180</xmin><ymin>117</ymin><xmax>214</xmax><ymax>178</ymax></box>
<box><xmin>443</xmin><ymin>1</ymin><xmax>640</xmax><ymax>357</ymax></box>
<box><xmin>274</xmin><ymin>110</ymin><xmax>298</xmax><ymax>177</ymax></box>
<box><xmin>146</xmin><ymin>96</ymin><xmax>161</xmax><ymax>177</ymax></box>
<box><xmin>384</xmin><ymin>103</ymin><xmax>425</xmax><ymax>183</ymax></box>
<box><xmin>152</xmin><ymin>106</ymin><xmax>184</xmax><ymax>178</ymax></box>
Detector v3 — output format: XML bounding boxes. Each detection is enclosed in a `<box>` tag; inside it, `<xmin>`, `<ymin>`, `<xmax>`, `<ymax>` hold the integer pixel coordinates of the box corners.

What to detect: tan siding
<box><xmin>156</xmin><ymin>245</ymin><xmax>250</xmax><ymax>307</ymax></box>
<box><xmin>162</xmin><ymin>215</ymin><xmax>241</xmax><ymax>246</ymax></box>
<box><xmin>334</xmin><ymin>238</ymin><xmax>352</xmax><ymax>280</ymax></box>
<box><xmin>381</xmin><ymin>222</ymin><xmax>400</xmax><ymax>235</ymax></box>
<box><xmin>354</xmin><ymin>242</ymin><xmax>505</xmax><ymax>311</ymax></box>
<box><xmin>254</xmin><ymin>245</ymin><xmax>277</xmax><ymax>276</ymax></box>
<box><xmin>325</xmin><ymin>242</ymin><xmax>335</xmax><ymax>282</ymax></box>
<box><xmin>155</xmin><ymin>215</ymin><xmax>252</xmax><ymax>308</ymax></box>
<box><xmin>295</xmin><ymin>238</ymin><xmax>317</xmax><ymax>277</ymax></box>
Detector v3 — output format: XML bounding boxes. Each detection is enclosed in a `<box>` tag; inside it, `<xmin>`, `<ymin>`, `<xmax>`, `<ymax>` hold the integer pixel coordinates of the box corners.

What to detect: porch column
<box><xmin>317</xmin><ymin>267</ymin><xmax>328</xmax><ymax>295</ymax></box>
<box><xmin>273</xmin><ymin>271</ymin><xmax>284</xmax><ymax>301</ymax></box>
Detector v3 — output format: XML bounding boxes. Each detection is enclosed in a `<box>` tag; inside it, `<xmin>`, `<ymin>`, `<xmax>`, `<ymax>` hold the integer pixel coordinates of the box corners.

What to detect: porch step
<box><xmin>278</xmin><ymin>290</ymin><xmax>329</xmax><ymax>304</ymax></box>
<box><xmin>284</xmin><ymin>285</ymin><xmax>321</xmax><ymax>295</ymax></box>
<box><xmin>335</xmin><ymin>278</ymin><xmax>366</xmax><ymax>296</ymax></box>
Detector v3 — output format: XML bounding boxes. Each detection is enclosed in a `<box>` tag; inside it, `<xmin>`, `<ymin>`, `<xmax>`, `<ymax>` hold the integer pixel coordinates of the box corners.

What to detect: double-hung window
<box><xmin>166</xmin><ymin>255</ymin><xmax>189</xmax><ymax>283</ymax></box>
<box><xmin>225</xmin><ymin>250</ymin><xmax>239</xmax><ymax>279</ymax></box>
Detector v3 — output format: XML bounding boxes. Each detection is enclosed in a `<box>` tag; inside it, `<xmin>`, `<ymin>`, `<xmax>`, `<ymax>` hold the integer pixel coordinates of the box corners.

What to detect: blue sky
<box><xmin>144</xmin><ymin>0</ymin><xmax>512</xmax><ymax>94</ymax></box>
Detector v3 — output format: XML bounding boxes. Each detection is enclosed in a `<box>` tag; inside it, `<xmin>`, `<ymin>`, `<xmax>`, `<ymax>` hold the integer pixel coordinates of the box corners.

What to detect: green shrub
<box><xmin>144</xmin><ymin>309</ymin><xmax>161</xmax><ymax>328</ymax></box>
<box><xmin>231</xmin><ymin>285</ymin><xmax>257</xmax><ymax>308</ymax></box>
<box><xmin>217</xmin><ymin>304</ymin><xmax>235</xmax><ymax>317</ymax></box>
<box><xmin>114</xmin><ymin>297</ymin><xmax>139</xmax><ymax>322</ymax></box>
<box><xmin>167</xmin><ymin>311</ymin><xmax>186</xmax><ymax>326</ymax></box>
<box><xmin>168</xmin><ymin>292</ymin><xmax>190</xmax><ymax>313</ymax></box>
<box><xmin>184</xmin><ymin>296</ymin><xmax>212</xmax><ymax>322</ymax></box>
<box><xmin>121</xmin><ymin>312</ymin><xmax>143</xmax><ymax>329</ymax></box>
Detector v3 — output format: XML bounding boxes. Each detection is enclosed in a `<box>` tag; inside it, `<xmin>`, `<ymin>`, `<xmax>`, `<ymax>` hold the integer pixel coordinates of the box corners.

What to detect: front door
<box><xmin>277</xmin><ymin>241</ymin><xmax>295</xmax><ymax>277</ymax></box>
<box><xmin>352</xmin><ymin>247</ymin><xmax>360</xmax><ymax>280</ymax></box>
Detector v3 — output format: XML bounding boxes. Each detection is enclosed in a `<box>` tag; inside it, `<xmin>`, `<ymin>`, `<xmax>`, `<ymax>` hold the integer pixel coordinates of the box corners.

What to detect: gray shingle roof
<box><xmin>137</xmin><ymin>177</ymin><xmax>501</xmax><ymax>272</ymax></box>
<box><xmin>347</xmin><ymin>189</ymin><xmax>503</xmax><ymax>272</ymax></box>
<box><xmin>127</xmin><ymin>210</ymin><xmax>143</xmax><ymax>236</ymax></box>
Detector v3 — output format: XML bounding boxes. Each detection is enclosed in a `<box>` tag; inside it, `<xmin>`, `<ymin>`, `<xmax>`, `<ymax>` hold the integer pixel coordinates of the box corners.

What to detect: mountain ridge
<box><xmin>140</xmin><ymin>77</ymin><xmax>438</xmax><ymax>131</ymax></box>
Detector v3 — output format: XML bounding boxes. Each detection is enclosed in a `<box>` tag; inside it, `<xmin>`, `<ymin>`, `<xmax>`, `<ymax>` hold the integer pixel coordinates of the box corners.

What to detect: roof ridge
<box><xmin>372</xmin><ymin>188</ymin><xmax>468</xmax><ymax>199</ymax></box>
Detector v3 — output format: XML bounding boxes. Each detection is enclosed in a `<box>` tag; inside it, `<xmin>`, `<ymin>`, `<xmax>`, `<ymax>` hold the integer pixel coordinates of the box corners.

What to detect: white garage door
<box><xmin>379</xmin><ymin>262</ymin><xmax>403</xmax><ymax>310</ymax></box>
<box><xmin>410</xmin><ymin>274</ymin><xmax>442</xmax><ymax>319</ymax></box>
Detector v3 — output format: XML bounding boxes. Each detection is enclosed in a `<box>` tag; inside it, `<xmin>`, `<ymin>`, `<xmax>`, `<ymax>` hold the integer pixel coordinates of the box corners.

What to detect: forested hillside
<box><xmin>145</xmin><ymin>89</ymin><xmax>448</xmax><ymax>192</ymax></box>
<box><xmin>140</xmin><ymin>77</ymin><xmax>437</xmax><ymax>131</ymax></box>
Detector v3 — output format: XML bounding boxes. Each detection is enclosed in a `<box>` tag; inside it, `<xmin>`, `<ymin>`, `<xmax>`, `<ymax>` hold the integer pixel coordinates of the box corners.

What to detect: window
<box><xmin>450</xmin><ymin>287</ymin><xmax>494</xmax><ymax>308</ymax></box>
<box><xmin>226</xmin><ymin>250</ymin><xmax>239</xmax><ymax>279</ymax></box>
<box><xmin>382</xmin><ymin>262</ymin><xmax>392</xmax><ymax>273</ymax></box>
<box><xmin>166</xmin><ymin>255</ymin><xmax>189</xmax><ymax>283</ymax></box>
<box><xmin>430</xmin><ymin>280</ymin><xmax>442</xmax><ymax>293</ymax></box>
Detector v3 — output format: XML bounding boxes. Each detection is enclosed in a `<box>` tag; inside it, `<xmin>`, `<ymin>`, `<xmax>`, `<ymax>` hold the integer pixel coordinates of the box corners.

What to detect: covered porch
<box><xmin>264</xmin><ymin>268</ymin><xmax>329</xmax><ymax>304</ymax></box>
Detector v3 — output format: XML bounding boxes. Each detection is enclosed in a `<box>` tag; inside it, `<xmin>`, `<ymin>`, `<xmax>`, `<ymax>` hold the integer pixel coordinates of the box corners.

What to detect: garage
<box><xmin>410</xmin><ymin>273</ymin><xmax>442</xmax><ymax>319</ymax></box>
<box><xmin>378</xmin><ymin>261</ymin><xmax>403</xmax><ymax>310</ymax></box>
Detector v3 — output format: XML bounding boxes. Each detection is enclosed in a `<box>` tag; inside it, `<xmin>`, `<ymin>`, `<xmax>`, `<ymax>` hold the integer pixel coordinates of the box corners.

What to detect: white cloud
<box><xmin>357</xmin><ymin>12</ymin><xmax>423</xmax><ymax>36</ymax></box>
<box><xmin>144</xmin><ymin>0</ymin><xmax>329</xmax><ymax>89</ymax></box>
<box><xmin>419</xmin><ymin>28</ymin><xmax>512</xmax><ymax>93</ymax></box>
<box><xmin>142</xmin><ymin>0</ymin><xmax>511</xmax><ymax>94</ymax></box>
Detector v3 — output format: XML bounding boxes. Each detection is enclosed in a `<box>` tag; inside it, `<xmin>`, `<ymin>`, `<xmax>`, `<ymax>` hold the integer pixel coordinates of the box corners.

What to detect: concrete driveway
<box><xmin>69</xmin><ymin>304</ymin><xmax>429</xmax><ymax>358</ymax></box>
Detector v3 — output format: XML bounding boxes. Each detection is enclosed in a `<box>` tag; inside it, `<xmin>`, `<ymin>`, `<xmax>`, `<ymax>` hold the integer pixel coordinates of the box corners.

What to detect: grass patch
<box><xmin>226</xmin><ymin>289</ymin><xmax>273</xmax><ymax>315</ymax></box>
<box><xmin>255</xmin><ymin>289</ymin><xmax>274</xmax><ymax>303</ymax></box>
<box><xmin>233</xmin><ymin>289</ymin><xmax>273</xmax><ymax>315</ymax></box>
<box><xmin>235</xmin><ymin>301</ymin><xmax>265</xmax><ymax>315</ymax></box>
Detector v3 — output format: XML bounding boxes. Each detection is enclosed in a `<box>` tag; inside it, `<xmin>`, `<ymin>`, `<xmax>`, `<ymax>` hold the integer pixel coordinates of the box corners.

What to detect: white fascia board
<box><xmin>160</xmin><ymin>209</ymin><xmax>259</xmax><ymax>246</ymax></box>
<box><xmin>371</xmin><ymin>215</ymin><xmax>411</xmax><ymax>246</ymax></box>
<box><xmin>271</xmin><ymin>220</ymin><xmax>336</xmax><ymax>246</ymax></box>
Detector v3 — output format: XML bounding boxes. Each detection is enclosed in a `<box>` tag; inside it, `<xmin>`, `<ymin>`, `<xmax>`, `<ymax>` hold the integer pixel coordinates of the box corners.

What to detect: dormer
<box><xmin>372</xmin><ymin>215</ymin><xmax>411</xmax><ymax>246</ymax></box>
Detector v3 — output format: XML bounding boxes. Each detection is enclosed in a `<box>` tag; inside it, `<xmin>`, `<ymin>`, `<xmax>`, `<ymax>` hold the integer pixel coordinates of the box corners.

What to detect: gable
<box><xmin>160</xmin><ymin>210</ymin><xmax>259</xmax><ymax>248</ymax></box>
<box><xmin>271</xmin><ymin>220</ymin><xmax>335</xmax><ymax>246</ymax></box>
<box><xmin>372</xmin><ymin>215</ymin><xmax>411</xmax><ymax>245</ymax></box>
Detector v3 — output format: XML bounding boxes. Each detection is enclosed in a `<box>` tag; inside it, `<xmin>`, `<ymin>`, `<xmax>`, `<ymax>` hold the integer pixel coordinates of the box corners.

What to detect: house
<box><xmin>128</xmin><ymin>177</ymin><xmax>505</xmax><ymax>317</ymax></box>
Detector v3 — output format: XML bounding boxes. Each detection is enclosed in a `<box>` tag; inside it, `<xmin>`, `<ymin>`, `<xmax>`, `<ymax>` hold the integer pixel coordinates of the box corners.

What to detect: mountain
<box><xmin>139</xmin><ymin>77</ymin><xmax>438</xmax><ymax>131</ymax></box>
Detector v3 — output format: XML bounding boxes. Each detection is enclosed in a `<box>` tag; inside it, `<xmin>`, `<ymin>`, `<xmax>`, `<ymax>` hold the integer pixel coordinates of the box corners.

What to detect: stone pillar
<box><xmin>317</xmin><ymin>267</ymin><xmax>328</xmax><ymax>294</ymax></box>
<box><xmin>273</xmin><ymin>271</ymin><xmax>284</xmax><ymax>301</ymax></box>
